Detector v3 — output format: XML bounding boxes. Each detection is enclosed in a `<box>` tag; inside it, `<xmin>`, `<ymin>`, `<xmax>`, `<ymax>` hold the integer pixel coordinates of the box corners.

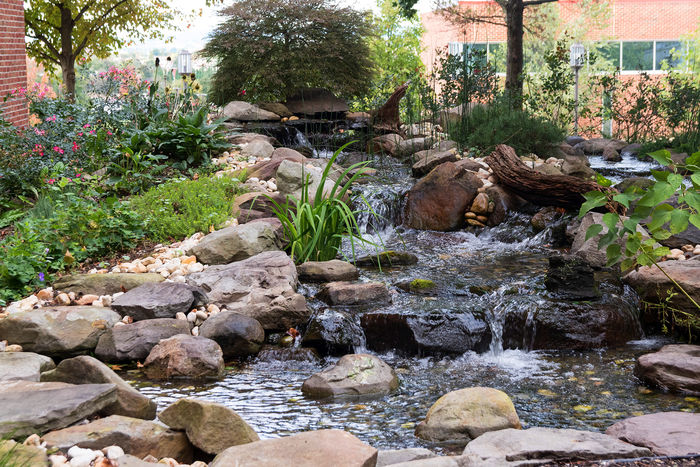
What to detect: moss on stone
<box><xmin>410</xmin><ymin>279</ymin><xmax>436</xmax><ymax>290</ymax></box>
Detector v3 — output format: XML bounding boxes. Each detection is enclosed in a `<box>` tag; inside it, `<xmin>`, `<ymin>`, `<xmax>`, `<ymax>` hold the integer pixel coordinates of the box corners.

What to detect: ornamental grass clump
<box><xmin>265</xmin><ymin>143</ymin><xmax>379</xmax><ymax>264</ymax></box>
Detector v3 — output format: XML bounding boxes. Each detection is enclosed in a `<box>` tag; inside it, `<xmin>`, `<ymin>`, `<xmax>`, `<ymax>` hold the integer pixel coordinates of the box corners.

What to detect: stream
<box><xmin>126</xmin><ymin>142</ymin><xmax>697</xmax><ymax>454</ymax></box>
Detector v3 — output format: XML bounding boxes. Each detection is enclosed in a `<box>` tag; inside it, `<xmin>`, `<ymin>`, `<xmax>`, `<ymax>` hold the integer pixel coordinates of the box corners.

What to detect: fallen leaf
<box><xmin>573</xmin><ymin>405</ymin><xmax>593</xmax><ymax>412</ymax></box>
<box><xmin>537</xmin><ymin>389</ymin><xmax>557</xmax><ymax>397</ymax></box>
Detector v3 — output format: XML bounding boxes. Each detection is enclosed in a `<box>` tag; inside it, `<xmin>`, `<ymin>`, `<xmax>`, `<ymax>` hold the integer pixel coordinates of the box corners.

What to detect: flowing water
<box><xmin>128</xmin><ymin>146</ymin><xmax>698</xmax><ymax>452</ymax></box>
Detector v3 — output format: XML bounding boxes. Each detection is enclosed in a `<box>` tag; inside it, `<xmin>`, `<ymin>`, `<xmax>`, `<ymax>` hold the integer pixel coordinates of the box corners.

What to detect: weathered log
<box><xmin>485</xmin><ymin>144</ymin><xmax>625</xmax><ymax>214</ymax></box>
<box><xmin>373</xmin><ymin>83</ymin><xmax>408</xmax><ymax>133</ymax></box>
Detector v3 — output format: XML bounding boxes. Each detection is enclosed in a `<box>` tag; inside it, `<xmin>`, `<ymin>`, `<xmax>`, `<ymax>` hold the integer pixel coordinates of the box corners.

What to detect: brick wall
<box><xmin>0</xmin><ymin>0</ymin><xmax>28</xmax><ymax>127</ymax></box>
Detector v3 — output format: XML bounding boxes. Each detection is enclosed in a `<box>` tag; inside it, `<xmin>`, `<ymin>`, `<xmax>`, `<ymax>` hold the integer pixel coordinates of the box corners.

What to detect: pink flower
<box><xmin>45</xmin><ymin>115</ymin><xmax>57</xmax><ymax>122</ymax></box>
<box><xmin>53</xmin><ymin>146</ymin><xmax>64</xmax><ymax>154</ymax></box>
<box><xmin>83</xmin><ymin>123</ymin><xmax>91</xmax><ymax>128</ymax></box>
<box><xmin>77</xmin><ymin>132</ymin><xmax>83</xmax><ymax>137</ymax></box>
<box><xmin>72</xmin><ymin>142</ymin><xmax>80</xmax><ymax>151</ymax></box>
<box><xmin>106</xmin><ymin>131</ymin><xmax>113</xmax><ymax>136</ymax></box>
<box><xmin>47</xmin><ymin>178</ymin><xmax>55</xmax><ymax>185</ymax></box>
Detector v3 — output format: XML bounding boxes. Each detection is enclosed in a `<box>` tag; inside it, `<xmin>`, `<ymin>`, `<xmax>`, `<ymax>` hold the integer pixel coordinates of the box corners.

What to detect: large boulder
<box><xmin>355</xmin><ymin>251</ymin><xmax>418</xmax><ymax>268</ymax></box>
<box><xmin>561</xmin><ymin>154</ymin><xmax>595</xmax><ymax>179</ymax></box>
<box><xmin>143</xmin><ymin>335</ymin><xmax>224</xmax><ymax>380</ymax></box>
<box><xmin>276</xmin><ymin>159</ymin><xmax>336</xmax><ymax>202</ymax></box>
<box><xmin>297</xmin><ymin>260</ymin><xmax>359</xmax><ymax>283</ymax></box>
<box><xmin>52</xmin><ymin>273</ymin><xmax>165</xmax><ymax>296</ymax></box>
<box><xmin>258</xmin><ymin>102</ymin><xmax>293</xmax><ymax>117</ymax></box>
<box><xmin>0</xmin><ymin>380</ymin><xmax>117</xmax><ymax>437</ymax></box>
<box><xmin>545</xmin><ymin>254</ymin><xmax>599</xmax><ymax>300</ymax></box>
<box><xmin>462</xmin><ymin>427</ymin><xmax>651</xmax><ymax>465</ymax></box>
<box><xmin>0</xmin><ymin>352</ymin><xmax>54</xmax><ymax>382</ymax></box>
<box><xmin>159</xmin><ymin>399</ymin><xmax>259</xmax><ymax>455</ymax></box>
<box><xmin>187</xmin><ymin>218</ymin><xmax>283</xmax><ymax>265</ymax></box>
<box><xmin>625</xmin><ymin>257</ymin><xmax>700</xmax><ymax>316</ymax></box>
<box><xmin>369</xmin><ymin>134</ymin><xmax>403</xmax><ymax>156</ymax></box>
<box><xmin>411</xmin><ymin>149</ymin><xmax>459</xmax><ymax>178</ymax></box>
<box><xmin>186</xmin><ymin>251</ymin><xmax>309</xmax><ymax>330</ymax></box>
<box><xmin>302</xmin><ymin>309</ymin><xmax>365</xmax><ymax>355</ymax></box>
<box><xmin>415</xmin><ymin>387</ymin><xmax>520</xmax><ymax>445</ymax></box>
<box><xmin>574</xmin><ymin>137</ymin><xmax>627</xmax><ymax>155</ymax></box>
<box><xmin>211</xmin><ymin>429</ymin><xmax>376</xmax><ymax>467</ymax></box>
<box><xmin>241</xmin><ymin>139</ymin><xmax>274</xmax><ymax>160</ymax></box>
<box><xmin>111</xmin><ymin>282</ymin><xmax>207</xmax><ymax>321</ymax></box>
<box><xmin>199</xmin><ymin>312</ymin><xmax>265</xmax><ymax>359</ymax></box>
<box><xmin>233</xmin><ymin>192</ymin><xmax>286</xmax><ymax>223</ymax></box>
<box><xmin>301</xmin><ymin>354</ymin><xmax>399</xmax><ymax>398</ymax></box>
<box><xmin>396</xmin><ymin>137</ymin><xmax>433</xmax><ymax>159</ymax></box>
<box><xmin>222</xmin><ymin>101</ymin><xmax>280</xmax><ymax>121</ymax></box>
<box><xmin>40</xmin><ymin>355</ymin><xmax>156</xmax><ymax>420</ymax></box>
<box><xmin>361</xmin><ymin>312</ymin><xmax>490</xmax><ymax>356</ymax></box>
<box><xmin>606</xmin><ymin>412</ymin><xmax>700</xmax><ymax>456</ymax></box>
<box><xmin>317</xmin><ymin>281</ymin><xmax>390</xmax><ymax>306</ymax></box>
<box><xmin>403</xmin><ymin>162</ymin><xmax>482</xmax><ymax>231</ymax></box>
<box><xmin>634</xmin><ymin>344</ymin><xmax>700</xmax><ymax>395</ymax></box>
<box><xmin>95</xmin><ymin>318</ymin><xmax>191</xmax><ymax>363</ymax></box>
<box><xmin>284</xmin><ymin>88</ymin><xmax>349</xmax><ymax>117</ymax></box>
<box><xmin>571</xmin><ymin>212</ymin><xmax>650</xmax><ymax>268</ymax></box>
<box><xmin>0</xmin><ymin>306</ymin><xmax>121</xmax><ymax>357</ymax></box>
<box><xmin>245</xmin><ymin>148</ymin><xmax>306</xmax><ymax>181</ymax></box>
<box><xmin>41</xmin><ymin>415</ymin><xmax>193</xmax><ymax>462</ymax></box>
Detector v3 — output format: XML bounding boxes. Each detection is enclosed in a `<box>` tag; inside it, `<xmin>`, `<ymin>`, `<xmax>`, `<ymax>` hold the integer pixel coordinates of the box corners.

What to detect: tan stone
<box><xmin>470</xmin><ymin>193</ymin><xmax>490</xmax><ymax>215</ymax></box>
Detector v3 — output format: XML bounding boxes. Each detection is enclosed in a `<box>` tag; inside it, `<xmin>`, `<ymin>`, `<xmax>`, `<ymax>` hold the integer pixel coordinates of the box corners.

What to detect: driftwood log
<box><xmin>485</xmin><ymin>144</ymin><xmax>625</xmax><ymax>215</ymax></box>
<box><xmin>372</xmin><ymin>83</ymin><xmax>408</xmax><ymax>133</ymax></box>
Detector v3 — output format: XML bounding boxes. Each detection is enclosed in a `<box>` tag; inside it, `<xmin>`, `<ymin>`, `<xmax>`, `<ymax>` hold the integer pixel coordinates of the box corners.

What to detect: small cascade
<box><xmin>483</xmin><ymin>282</ymin><xmax>535</xmax><ymax>356</ymax></box>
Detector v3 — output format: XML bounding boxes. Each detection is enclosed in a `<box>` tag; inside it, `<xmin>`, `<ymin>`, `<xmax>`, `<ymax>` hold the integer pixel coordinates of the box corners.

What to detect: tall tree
<box><xmin>201</xmin><ymin>0</ymin><xmax>375</xmax><ymax>104</ymax></box>
<box><xmin>24</xmin><ymin>0</ymin><xmax>179</xmax><ymax>97</ymax></box>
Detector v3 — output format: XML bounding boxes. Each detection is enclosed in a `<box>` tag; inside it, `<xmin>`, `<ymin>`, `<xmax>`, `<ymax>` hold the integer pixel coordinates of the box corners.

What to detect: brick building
<box><xmin>421</xmin><ymin>0</ymin><xmax>700</xmax><ymax>72</ymax></box>
<box><xmin>0</xmin><ymin>0</ymin><xmax>28</xmax><ymax>127</ymax></box>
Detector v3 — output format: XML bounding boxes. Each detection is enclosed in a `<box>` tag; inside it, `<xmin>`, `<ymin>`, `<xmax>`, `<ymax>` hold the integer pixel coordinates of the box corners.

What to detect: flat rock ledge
<box><xmin>634</xmin><ymin>344</ymin><xmax>700</xmax><ymax>395</ymax></box>
<box><xmin>606</xmin><ymin>411</ymin><xmax>700</xmax><ymax>456</ymax></box>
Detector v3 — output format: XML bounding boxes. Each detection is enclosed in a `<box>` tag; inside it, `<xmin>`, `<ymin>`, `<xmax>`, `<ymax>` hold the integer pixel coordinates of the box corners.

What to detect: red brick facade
<box><xmin>0</xmin><ymin>0</ymin><xmax>28</xmax><ymax>127</ymax></box>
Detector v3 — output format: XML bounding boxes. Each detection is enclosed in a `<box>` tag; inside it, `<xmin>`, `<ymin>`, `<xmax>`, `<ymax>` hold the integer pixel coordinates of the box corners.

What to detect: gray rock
<box><xmin>222</xmin><ymin>101</ymin><xmax>280</xmax><ymax>121</ymax></box>
<box><xmin>0</xmin><ymin>380</ymin><xmax>117</xmax><ymax>437</ymax></box>
<box><xmin>186</xmin><ymin>251</ymin><xmax>309</xmax><ymax>330</ymax></box>
<box><xmin>143</xmin><ymin>334</ymin><xmax>224</xmax><ymax>380</ymax></box>
<box><xmin>355</xmin><ymin>251</ymin><xmax>418</xmax><ymax>268</ymax></box>
<box><xmin>159</xmin><ymin>399</ymin><xmax>259</xmax><ymax>455</ymax></box>
<box><xmin>606</xmin><ymin>411</ymin><xmax>700</xmax><ymax>456</ymax></box>
<box><xmin>388</xmin><ymin>457</ymin><xmax>462</xmax><ymax>467</ymax></box>
<box><xmin>258</xmin><ymin>102</ymin><xmax>293</xmax><ymax>117</ymax></box>
<box><xmin>462</xmin><ymin>427</ymin><xmax>652</xmax><ymax>465</ymax></box>
<box><xmin>41</xmin><ymin>414</ymin><xmax>193</xmax><ymax>462</ymax></box>
<box><xmin>40</xmin><ymin>355</ymin><xmax>156</xmax><ymax>420</ymax></box>
<box><xmin>397</xmin><ymin>137</ymin><xmax>434</xmax><ymax>158</ymax></box>
<box><xmin>199</xmin><ymin>312</ymin><xmax>265</xmax><ymax>359</ymax></box>
<box><xmin>188</xmin><ymin>218</ymin><xmax>283</xmax><ymax>265</ymax></box>
<box><xmin>229</xmin><ymin>133</ymin><xmax>279</xmax><ymax>147</ymax></box>
<box><xmin>545</xmin><ymin>254</ymin><xmax>599</xmax><ymax>300</ymax></box>
<box><xmin>412</xmin><ymin>150</ymin><xmax>459</xmax><ymax>177</ymax></box>
<box><xmin>572</xmin><ymin>212</ymin><xmax>650</xmax><ymax>268</ymax></box>
<box><xmin>634</xmin><ymin>344</ymin><xmax>700</xmax><ymax>395</ymax></box>
<box><xmin>318</xmin><ymin>281</ymin><xmax>390</xmax><ymax>306</ymax></box>
<box><xmin>566</xmin><ymin>135</ymin><xmax>586</xmax><ymax>146</ymax></box>
<box><xmin>369</xmin><ymin>134</ymin><xmax>403</xmax><ymax>155</ymax></box>
<box><xmin>95</xmin><ymin>318</ymin><xmax>192</xmax><ymax>362</ymax></box>
<box><xmin>615</xmin><ymin>176</ymin><xmax>654</xmax><ymax>193</ymax></box>
<box><xmin>377</xmin><ymin>448</ymin><xmax>437</xmax><ymax>467</ymax></box>
<box><xmin>242</xmin><ymin>139</ymin><xmax>275</xmax><ymax>159</ymax></box>
<box><xmin>302</xmin><ymin>309</ymin><xmax>365</xmax><ymax>355</ymax></box>
<box><xmin>0</xmin><ymin>352</ymin><xmax>55</xmax><ymax>382</ymax></box>
<box><xmin>211</xmin><ymin>429</ymin><xmax>376</xmax><ymax>467</ymax></box>
<box><xmin>603</xmin><ymin>145</ymin><xmax>622</xmax><ymax>162</ymax></box>
<box><xmin>111</xmin><ymin>282</ymin><xmax>207</xmax><ymax>321</ymax></box>
<box><xmin>284</xmin><ymin>88</ymin><xmax>349</xmax><ymax>116</ymax></box>
<box><xmin>297</xmin><ymin>260</ymin><xmax>359</xmax><ymax>282</ymax></box>
<box><xmin>415</xmin><ymin>387</ymin><xmax>521</xmax><ymax>445</ymax></box>
<box><xmin>276</xmin><ymin>159</ymin><xmax>337</xmax><ymax>202</ymax></box>
<box><xmin>0</xmin><ymin>306</ymin><xmax>121</xmax><ymax>357</ymax></box>
<box><xmin>113</xmin><ymin>455</ymin><xmax>161</xmax><ymax>467</ymax></box>
<box><xmin>51</xmin><ymin>273</ymin><xmax>165</xmax><ymax>296</ymax></box>
<box><xmin>301</xmin><ymin>353</ymin><xmax>399</xmax><ymax>398</ymax></box>
<box><xmin>574</xmin><ymin>137</ymin><xmax>627</xmax><ymax>155</ymax></box>
<box><xmin>561</xmin><ymin>154</ymin><xmax>596</xmax><ymax>179</ymax></box>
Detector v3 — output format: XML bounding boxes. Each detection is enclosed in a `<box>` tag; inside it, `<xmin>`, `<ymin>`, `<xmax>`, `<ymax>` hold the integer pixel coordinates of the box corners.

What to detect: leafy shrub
<box><xmin>129</xmin><ymin>174</ymin><xmax>243</xmax><ymax>242</ymax></box>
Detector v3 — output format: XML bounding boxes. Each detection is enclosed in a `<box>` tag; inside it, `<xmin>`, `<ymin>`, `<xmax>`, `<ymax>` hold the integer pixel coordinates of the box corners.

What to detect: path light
<box><xmin>178</xmin><ymin>50</ymin><xmax>193</xmax><ymax>76</ymax></box>
<box><xmin>570</xmin><ymin>43</ymin><xmax>585</xmax><ymax>136</ymax></box>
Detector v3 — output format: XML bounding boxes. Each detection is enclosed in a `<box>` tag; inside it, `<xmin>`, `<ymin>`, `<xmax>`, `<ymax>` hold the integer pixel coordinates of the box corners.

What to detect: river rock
<box><xmin>111</xmin><ymin>282</ymin><xmax>207</xmax><ymax>321</ymax></box>
<box><xmin>531</xmin><ymin>206</ymin><xmax>564</xmax><ymax>232</ymax></box>
<box><xmin>355</xmin><ymin>251</ymin><xmax>418</xmax><ymax>268</ymax></box>
<box><xmin>52</xmin><ymin>273</ymin><xmax>165</xmax><ymax>296</ymax></box>
<box><xmin>470</xmin><ymin>192</ymin><xmax>489</xmax><ymax>215</ymax></box>
<box><xmin>561</xmin><ymin>154</ymin><xmax>595</xmax><ymax>179</ymax></box>
<box><xmin>361</xmin><ymin>312</ymin><xmax>490</xmax><ymax>356</ymax></box>
<box><xmin>186</xmin><ymin>251</ymin><xmax>309</xmax><ymax>331</ymax></box>
<box><xmin>211</xmin><ymin>429</ymin><xmax>376</xmax><ymax>467</ymax></box>
<box><xmin>486</xmin><ymin>185</ymin><xmax>527</xmax><ymax>227</ymax></box>
<box><xmin>301</xmin><ymin>354</ymin><xmax>399</xmax><ymax>398</ymax></box>
<box><xmin>41</xmin><ymin>415</ymin><xmax>193</xmax><ymax>462</ymax></box>
<box><xmin>397</xmin><ymin>137</ymin><xmax>433</xmax><ymax>159</ymax></box>
<box><xmin>0</xmin><ymin>306</ymin><xmax>121</xmax><ymax>357</ymax></box>
<box><xmin>241</xmin><ymin>139</ymin><xmax>275</xmax><ymax>159</ymax></box>
<box><xmin>606</xmin><ymin>411</ymin><xmax>700</xmax><ymax>456</ymax></box>
<box><xmin>188</xmin><ymin>218</ymin><xmax>283</xmax><ymax>265</ymax></box>
<box><xmin>143</xmin><ymin>335</ymin><xmax>224</xmax><ymax>380</ymax></box>
<box><xmin>297</xmin><ymin>260</ymin><xmax>359</xmax><ymax>282</ymax></box>
<box><xmin>0</xmin><ymin>352</ymin><xmax>55</xmax><ymax>382</ymax></box>
<box><xmin>462</xmin><ymin>427</ymin><xmax>651</xmax><ymax>465</ymax></box>
<box><xmin>276</xmin><ymin>159</ymin><xmax>336</xmax><ymax>202</ymax></box>
<box><xmin>258</xmin><ymin>102</ymin><xmax>292</xmax><ymax>118</ymax></box>
<box><xmin>572</xmin><ymin>212</ymin><xmax>650</xmax><ymax>268</ymax></box>
<box><xmin>369</xmin><ymin>133</ymin><xmax>403</xmax><ymax>155</ymax></box>
<box><xmin>199</xmin><ymin>312</ymin><xmax>265</xmax><ymax>359</ymax></box>
<box><xmin>233</xmin><ymin>192</ymin><xmax>286</xmax><ymax>223</ymax></box>
<box><xmin>615</xmin><ymin>176</ymin><xmax>655</xmax><ymax>193</ymax></box>
<box><xmin>386</xmin><ymin>457</ymin><xmax>461</xmax><ymax>467</ymax></box>
<box><xmin>95</xmin><ymin>318</ymin><xmax>191</xmax><ymax>362</ymax></box>
<box><xmin>603</xmin><ymin>145</ymin><xmax>622</xmax><ymax>162</ymax></box>
<box><xmin>245</xmin><ymin>148</ymin><xmax>306</xmax><ymax>181</ymax></box>
<box><xmin>403</xmin><ymin>162</ymin><xmax>482</xmax><ymax>231</ymax></box>
<box><xmin>159</xmin><ymin>399</ymin><xmax>259</xmax><ymax>455</ymax></box>
<box><xmin>257</xmin><ymin>346</ymin><xmax>320</xmax><ymax>363</ymax></box>
<box><xmin>411</xmin><ymin>150</ymin><xmax>458</xmax><ymax>178</ymax></box>
<box><xmin>0</xmin><ymin>380</ymin><xmax>117</xmax><ymax>437</ymax></box>
<box><xmin>377</xmin><ymin>448</ymin><xmax>437</xmax><ymax>467</ymax></box>
<box><xmin>284</xmin><ymin>88</ymin><xmax>348</xmax><ymax>117</ymax></box>
<box><xmin>317</xmin><ymin>281</ymin><xmax>390</xmax><ymax>306</ymax></box>
<box><xmin>415</xmin><ymin>387</ymin><xmax>521</xmax><ymax>444</ymax></box>
<box><xmin>223</xmin><ymin>101</ymin><xmax>280</xmax><ymax>121</ymax></box>
<box><xmin>40</xmin><ymin>355</ymin><xmax>156</xmax><ymax>420</ymax></box>
<box><xmin>302</xmin><ymin>309</ymin><xmax>364</xmax><ymax>355</ymax></box>
<box><xmin>634</xmin><ymin>344</ymin><xmax>700</xmax><ymax>395</ymax></box>
<box><xmin>545</xmin><ymin>254</ymin><xmax>599</xmax><ymax>300</ymax></box>
<box><xmin>625</xmin><ymin>257</ymin><xmax>700</xmax><ymax>316</ymax></box>
<box><xmin>574</xmin><ymin>137</ymin><xmax>627</xmax><ymax>155</ymax></box>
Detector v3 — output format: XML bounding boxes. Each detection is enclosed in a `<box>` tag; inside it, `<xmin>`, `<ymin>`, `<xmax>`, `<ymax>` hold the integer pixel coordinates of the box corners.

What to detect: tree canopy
<box><xmin>201</xmin><ymin>0</ymin><xmax>375</xmax><ymax>104</ymax></box>
<box><xmin>24</xmin><ymin>0</ymin><xmax>180</xmax><ymax>96</ymax></box>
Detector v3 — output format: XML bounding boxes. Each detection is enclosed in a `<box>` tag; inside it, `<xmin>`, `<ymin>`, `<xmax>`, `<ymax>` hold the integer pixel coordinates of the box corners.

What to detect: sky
<box><xmin>121</xmin><ymin>0</ymin><xmax>435</xmax><ymax>56</ymax></box>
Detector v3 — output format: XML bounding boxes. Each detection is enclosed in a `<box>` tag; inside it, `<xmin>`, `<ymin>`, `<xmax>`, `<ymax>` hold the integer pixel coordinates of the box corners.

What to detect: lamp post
<box><xmin>177</xmin><ymin>50</ymin><xmax>193</xmax><ymax>77</ymax></box>
<box><xmin>570</xmin><ymin>43</ymin><xmax>585</xmax><ymax>136</ymax></box>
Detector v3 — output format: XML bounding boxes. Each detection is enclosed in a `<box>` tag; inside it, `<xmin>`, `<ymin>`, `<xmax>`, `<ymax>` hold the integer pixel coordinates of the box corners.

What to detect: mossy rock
<box><xmin>355</xmin><ymin>251</ymin><xmax>418</xmax><ymax>268</ymax></box>
<box><xmin>397</xmin><ymin>278</ymin><xmax>437</xmax><ymax>295</ymax></box>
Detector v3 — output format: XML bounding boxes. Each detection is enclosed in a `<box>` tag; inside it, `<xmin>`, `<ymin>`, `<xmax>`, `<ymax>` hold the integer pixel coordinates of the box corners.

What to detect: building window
<box><xmin>622</xmin><ymin>41</ymin><xmax>654</xmax><ymax>71</ymax></box>
<box><xmin>599</xmin><ymin>42</ymin><xmax>621</xmax><ymax>69</ymax></box>
<box><xmin>655</xmin><ymin>41</ymin><xmax>683</xmax><ymax>70</ymax></box>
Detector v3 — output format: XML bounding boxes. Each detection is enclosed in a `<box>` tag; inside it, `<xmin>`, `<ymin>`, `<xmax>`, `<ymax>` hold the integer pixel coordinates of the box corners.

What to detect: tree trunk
<box><xmin>504</xmin><ymin>0</ymin><xmax>524</xmax><ymax>109</ymax></box>
<box><xmin>485</xmin><ymin>144</ymin><xmax>625</xmax><ymax>214</ymax></box>
<box><xmin>59</xmin><ymin>5</ymin><xmax>76</xmax><ymax>98</ymax></box>
<box><xmin>373</xmin><ymin>83</ymin><xmax>408</xmax><ymax>133</ymax></box>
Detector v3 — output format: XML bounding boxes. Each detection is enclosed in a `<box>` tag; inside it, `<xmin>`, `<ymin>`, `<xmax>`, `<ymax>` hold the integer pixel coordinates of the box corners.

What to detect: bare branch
<box><xmin>523</xmin><ymin>0</ymin><xmax>559</xmax><ymax>6</ymax></box>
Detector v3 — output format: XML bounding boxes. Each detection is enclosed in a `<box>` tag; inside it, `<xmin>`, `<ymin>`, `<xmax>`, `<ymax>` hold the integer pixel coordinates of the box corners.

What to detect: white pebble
<box><xmin>195</xmin><ymin>310</ymin><xmax>208</xmax><ymax>321</ymax></box>
<box><xmin>188</xmin><ymin>263</ymin><xmax>204</xmax><ymax>274</ymax></box>
<box><xmin>103</xmin><ymin>445</ymin><xmax>124</xmax><ymax>459</ymax></box>
<box><xmin>192</xmin><ymin>326</ymin><xmax>199</xmax><ymax>336</ymax></box>
<box><xmin>207</xmin><ymin>304</ymin><xmax>220</xmax><ymax>314</ymax></box>
<box><xmin>176</xmin><ymin>312</ymin><xmax>187</xmax><ymax>321</ymax></box>
<box><xmin>187</xmin><ymin>311</ymin><xmax>197</xmax><ymax>323</ymax></box>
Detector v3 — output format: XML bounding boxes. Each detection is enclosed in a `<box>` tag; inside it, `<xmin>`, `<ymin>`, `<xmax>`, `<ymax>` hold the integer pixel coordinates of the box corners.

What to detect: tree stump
<box><xmin>372</xmin><ymin>83</ymin><xmax>408</xmax><ymax>133</ymax></box>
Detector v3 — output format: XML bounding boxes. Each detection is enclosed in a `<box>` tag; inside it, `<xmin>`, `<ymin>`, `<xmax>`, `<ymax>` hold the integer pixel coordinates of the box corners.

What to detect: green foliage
<box><xmin>129</xmin><ymin>174</ymin><xmax>244</xmax><ymax>243</ymax></box>
<box><xmin>265</xmin><ymin>144</ymin><xmax>378</xmax><ymax>263</ymax></box>
<box><xmin>201</xmin><ymin>0</ymin><xmax>375</xmax><ymax>104</ymax></box>
<box><xmin>105</xmin><ymin>148</ymin><xmax>168</xmax><ymax>195</ymax></box>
